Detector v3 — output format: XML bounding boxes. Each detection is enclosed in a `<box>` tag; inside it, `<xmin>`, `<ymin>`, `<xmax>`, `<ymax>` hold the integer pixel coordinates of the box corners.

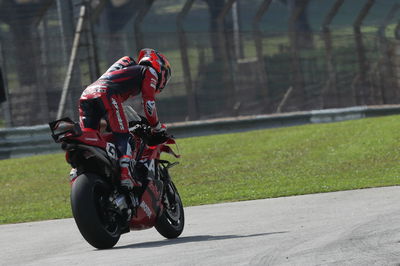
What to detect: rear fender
<box><xmin>64</xmin><ymin>143</ymin><xmax>119</xmax><ymax>182</ymax></box>
<box><xmin>49</xmin><ymin>117</ymin><xmax>82</xmax><ymax>143</ymax></box>
<box><xmin>71</xmin><ymin>131</ymin><xmax>108</xmax><ymax>148</ymax></box>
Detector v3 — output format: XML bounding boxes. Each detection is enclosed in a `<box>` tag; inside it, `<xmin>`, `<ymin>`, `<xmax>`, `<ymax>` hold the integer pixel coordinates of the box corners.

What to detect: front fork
<box><xmin>115</xmin><ymin>159</ymin><xmax>178</xmax><ymax>225</ymax></box>
<box><xmin>113</xmin><ymin>159</ymin><xmax>158</xmax><ymax>225</ymax></box>
<box><xmin>158</xmin><ymin>161</ymin><xmax>179</xmax><ymax>208</ymax></box>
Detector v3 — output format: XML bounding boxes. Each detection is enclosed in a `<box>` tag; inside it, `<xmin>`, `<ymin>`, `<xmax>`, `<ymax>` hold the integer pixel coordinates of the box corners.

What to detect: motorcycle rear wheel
<box><xmin>155</xmin><ymin>181</ymin><xmax>185</xmax><ymax>239</ymax></box>
<box><xmin>71</xmin><ymin>173</ymin><xmax>121</xmax><ymax>249</ymax></box>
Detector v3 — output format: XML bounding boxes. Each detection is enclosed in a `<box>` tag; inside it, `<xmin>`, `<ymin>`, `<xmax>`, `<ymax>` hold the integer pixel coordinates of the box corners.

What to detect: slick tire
<box><xmin>155</xmin><ymin>181</ymin><xmax>185</xmax><ymax>239</ymax></box>
<box><xmin>71</xmin><ymin>173</ymin><xmax>121</xmax><ymax>249</ymax></box>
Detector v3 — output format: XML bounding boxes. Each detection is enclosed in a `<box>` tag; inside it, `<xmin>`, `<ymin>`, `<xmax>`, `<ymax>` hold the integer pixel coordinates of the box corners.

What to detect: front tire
<box><xmin>71</xmin><ymin>173</ymin><xmax>121</xmax><ymax>249</ymax></box>
<box><xmin>155</xmin><ymin>181</ymin><xmax>184</xmax><ymax>239</ymax></box>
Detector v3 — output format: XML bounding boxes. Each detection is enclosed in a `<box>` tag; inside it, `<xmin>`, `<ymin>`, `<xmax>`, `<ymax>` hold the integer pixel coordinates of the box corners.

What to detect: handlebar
<box><xmin>129</xmin><ymin>122</ymin><xmax>173</xmax><ymax>146</ymax></box>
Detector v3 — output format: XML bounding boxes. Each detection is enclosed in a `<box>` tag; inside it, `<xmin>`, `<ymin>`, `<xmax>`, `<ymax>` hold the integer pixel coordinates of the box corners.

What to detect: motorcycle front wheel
<box><xmin>155</xmin><ymin>181</ymin><xmax>185</xmax><ymax>239</ymax></box>
<box><xmin>71</xmin><ymin>173</ymin><xmax>121</xmax><ymax>249</ymax></box>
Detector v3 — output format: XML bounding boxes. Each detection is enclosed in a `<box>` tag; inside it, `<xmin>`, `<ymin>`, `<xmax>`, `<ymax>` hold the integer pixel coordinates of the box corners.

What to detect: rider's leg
<box><xmin>68</xmin><ymin>98</ymin><xmax>105</xmax><ymax>182</ymax></box>
<box><xmin>103</xmin><ymin>95</ymin><xmax>141</xmax><ymax>189</ymax></box>
<box><xmin>78</xmin><ymin>98</ymin><xmax>105</xmax><ymax>130</ymax></box>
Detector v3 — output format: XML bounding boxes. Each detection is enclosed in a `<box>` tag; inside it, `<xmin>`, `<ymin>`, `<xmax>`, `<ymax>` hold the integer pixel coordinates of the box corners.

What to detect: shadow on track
<box><xmin>112</xmin><ymin>231</ymin><xmax>288</xmax><ymax>250</ymax></box>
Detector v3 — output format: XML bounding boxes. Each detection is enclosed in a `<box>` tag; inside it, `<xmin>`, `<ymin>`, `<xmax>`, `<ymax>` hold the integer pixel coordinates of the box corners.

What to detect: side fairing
<box><xmin>129</xmin><ymin>180</ymin><xmax>164</xmax><ymax>230</ymax></box>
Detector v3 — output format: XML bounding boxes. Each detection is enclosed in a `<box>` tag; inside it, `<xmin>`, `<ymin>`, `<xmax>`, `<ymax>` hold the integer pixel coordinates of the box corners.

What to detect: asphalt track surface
<box><xmin>2</xmin><ymin>186</ymin><xmax>400</xmax><ymax>266</ymax></box>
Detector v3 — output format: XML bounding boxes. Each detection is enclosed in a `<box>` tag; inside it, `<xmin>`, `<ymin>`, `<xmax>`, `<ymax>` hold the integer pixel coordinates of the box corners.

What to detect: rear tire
<box><xmin>71</xmin><ymin>173</ymin><xmax>121</xmax><ymax>249</ymax></box>
<box><xmin>155</xmin><ymin>181</ymin><xmax>184</xmax><ymax>239</ymax></box>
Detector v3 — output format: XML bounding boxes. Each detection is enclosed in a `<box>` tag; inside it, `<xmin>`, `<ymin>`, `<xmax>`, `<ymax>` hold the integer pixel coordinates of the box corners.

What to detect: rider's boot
<box><xmin>69</xmin><ymin>168</ymin><xmax>78</xmax><ymax>183</ymax></box>
<box><xmin>119</xmin><ymin>155</ymin><xmax>141</xmax><ymax>190</ymax></box>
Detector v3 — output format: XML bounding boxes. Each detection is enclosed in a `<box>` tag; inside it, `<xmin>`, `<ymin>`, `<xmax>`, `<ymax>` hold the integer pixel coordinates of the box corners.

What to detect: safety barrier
<box><xmin>1</xmin><ymin>105</ymin><xmax>399</xmax><ymax>160</ymax></box>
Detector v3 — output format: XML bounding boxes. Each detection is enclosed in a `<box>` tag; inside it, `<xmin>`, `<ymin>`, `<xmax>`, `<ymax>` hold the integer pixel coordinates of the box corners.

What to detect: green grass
<box><xmin>174</xmin><ymin>115</ymin><xmax>400</xmax><ymax>205</ymax></box>
<box><xmin>0</xmin><ymin>155</ymin><xmax>71</xmax><ymax>224</ymax></box>
<box><xmin>1</xmin><ymin>115</ymin><xmax>400</xmax><ymax>224</ymax></box>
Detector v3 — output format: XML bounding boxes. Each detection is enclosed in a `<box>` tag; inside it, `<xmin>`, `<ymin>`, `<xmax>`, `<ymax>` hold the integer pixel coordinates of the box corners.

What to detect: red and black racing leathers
<box><xmin>79</xmin><ymin>56</ymin><xmax>161</xmax><ymax>156</ymax></box>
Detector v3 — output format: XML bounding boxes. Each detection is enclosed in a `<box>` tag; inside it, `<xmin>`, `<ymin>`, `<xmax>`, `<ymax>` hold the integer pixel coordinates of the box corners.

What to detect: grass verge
<box><xmin>1</xmin><ymin>115</ymin><xmax>400</xmax><ymax>224</ymax></box>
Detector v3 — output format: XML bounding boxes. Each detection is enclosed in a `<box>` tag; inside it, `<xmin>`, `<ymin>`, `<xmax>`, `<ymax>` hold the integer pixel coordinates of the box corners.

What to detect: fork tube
<box><xmin>135</xmin><ymin>141</ymin><xmax>146</xmax><ymax>162</ymax></box>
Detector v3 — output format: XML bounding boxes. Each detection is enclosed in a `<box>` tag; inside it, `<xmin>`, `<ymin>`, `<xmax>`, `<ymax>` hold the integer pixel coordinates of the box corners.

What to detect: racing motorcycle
<box><xmin>48</xmin><ymin>108</ymin><xmax>184</xmax><ymax>249</ymax></box>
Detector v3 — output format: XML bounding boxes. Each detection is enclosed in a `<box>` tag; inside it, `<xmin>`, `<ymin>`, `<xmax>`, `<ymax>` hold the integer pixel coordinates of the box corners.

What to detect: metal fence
<box><xmin>0</xmin><ymin>0</ymin><xmax>400</xmax><ymax>127</ymax></box>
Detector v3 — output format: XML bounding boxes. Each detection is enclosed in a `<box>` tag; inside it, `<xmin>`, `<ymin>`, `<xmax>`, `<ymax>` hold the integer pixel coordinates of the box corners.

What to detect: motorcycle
<box><xmin>48</xmin><ymin>108</ymin><xmax>184</xmax><ymax>249</ymax></box>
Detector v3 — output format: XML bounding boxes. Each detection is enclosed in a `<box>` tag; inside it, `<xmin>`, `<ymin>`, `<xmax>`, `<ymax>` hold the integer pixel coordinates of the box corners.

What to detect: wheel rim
<box><xmin>93</xmin><ymin>183</ymin><xmax>120</xmax><ymax>236</ymax></box>
<box><xmin>166</xmin><ymin>202</ymin><xmax>181</xmax><ymax>222</ymax></box>
<box><xmin>165</xmin><ymin>183</ymin><xmax>183</xmax><ymax>227</ymax></box>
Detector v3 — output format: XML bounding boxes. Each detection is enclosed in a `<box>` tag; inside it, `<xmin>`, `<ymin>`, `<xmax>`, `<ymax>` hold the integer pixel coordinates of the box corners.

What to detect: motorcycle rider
<box><xmin>76</xmin><ymin>48</ymin><xmax>172</xmax><ymax>189</ymax></box>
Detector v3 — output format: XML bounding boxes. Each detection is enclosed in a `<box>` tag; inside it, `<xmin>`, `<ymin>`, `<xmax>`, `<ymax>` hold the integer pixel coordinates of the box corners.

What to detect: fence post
<box><xmin>396</xmin><ymin>20</ymin><xmax>400</xmax><ymax>40</ymax></box>
<box><xmin>57</xmin><ymin>5</ymin><xmax>86</xmax><ymax>119</ymax></box>
<box><xmin>287</xmin><ymin>0</ymin><xmax>310</xmax><ymax>111</ymax></box>
<box><xmin>232</xmin><ymin>1</ymin><xmax>244</xmax><ymax>59</ymax></box>
<box><xmin>353</xmin><ymin>0</ymin><xmax>375</xmax><ymax>105</ymax></box>
<box><xmin>91</xmin><ymin>0</ymin><xmax>108</xmax><ymax>22</ymax></box>
<box><xmin>321</xmin><ymin>0</ymin><xmax>344</xmax><ymax>109</ymax></box>
<box><xmin>252</xmin><ymin>0</ymin><xmax>272</xmax><ymax>112</ymax></box>
<box><xmin>37</xmin><ymin>17</ymin><xmax>50</xmax><ymax>123</ymax></box>
<box><xmin>394</xmin><ymin>20</ymin><xmax>400</xmax><ymax>100</ymax></box>
<box><xmin>56</xmin><ymin>0</ymin><xmax>82</xmax><ymax>119</ymax></box>
<box><xmin>216</xmin><ymin>0</ymin><xmax>237</xmax><ymax>115</ymax></box>
<box><xmin>0</xmin><ymin>41</ymin><xmax>11</xmax><ymax>127</ymax></box>
<box><xmin>377</xmin><ymin>4</ymin><xmax>400</xmax><ymax>104</ymax></box>
<box><xmin>134</xmin><ymin>0</ymin><xmax>155</xmax><ymax>53</ymax></box>
<box><xmin>84</xmin><ymin>0</ymin><xmax>100</xmax><ymax>81</ymax></box>
<box><xmin>177</xmin><ymin>0</ymin><xmax>198</xmax><ymax>120</ymax></box>
<box><xmin>56</xmin><ymin>0</ymin><xmax>74</xmax><ymax>65</ymax></box>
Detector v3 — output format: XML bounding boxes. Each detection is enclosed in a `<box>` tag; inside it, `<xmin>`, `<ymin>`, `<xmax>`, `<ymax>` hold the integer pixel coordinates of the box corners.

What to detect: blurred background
<box><xmin>0</xmin><ymin>0</ymin><xmax>399</xmax><ymax>127</ymax></box>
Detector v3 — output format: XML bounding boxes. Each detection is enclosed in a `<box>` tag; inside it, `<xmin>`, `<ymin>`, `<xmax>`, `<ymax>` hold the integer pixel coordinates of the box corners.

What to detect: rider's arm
<box><xmin>141</xmin><ymin>67</ymin><xmax>160</xmax><ymax>128</ymax></box>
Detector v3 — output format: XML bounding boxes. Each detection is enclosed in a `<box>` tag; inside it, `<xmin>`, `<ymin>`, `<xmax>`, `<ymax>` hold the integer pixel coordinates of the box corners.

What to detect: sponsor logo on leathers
<box><xmin>111</xmin><ymin>98</ymin><xmax>125</xmax><ymax>130</ymax></box>
<box><xmin>148</xmin><ymin>68</ymin><xmax>158</xmax><ymax>89</ymax></box>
